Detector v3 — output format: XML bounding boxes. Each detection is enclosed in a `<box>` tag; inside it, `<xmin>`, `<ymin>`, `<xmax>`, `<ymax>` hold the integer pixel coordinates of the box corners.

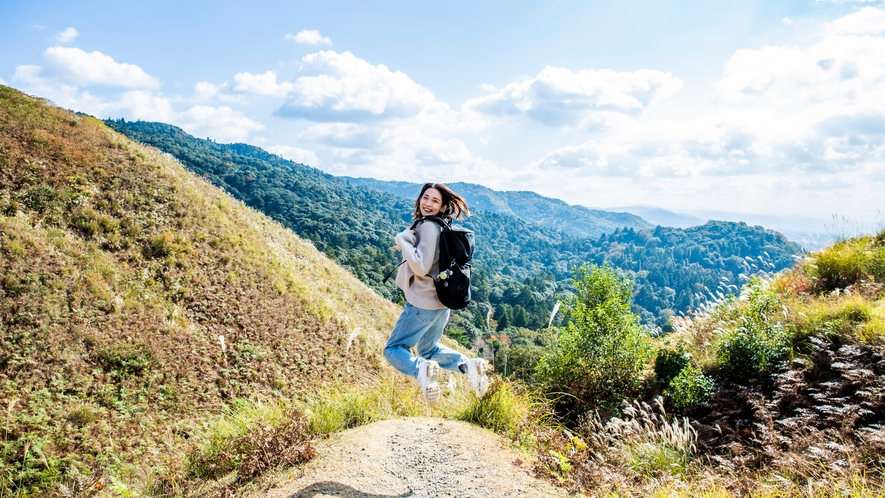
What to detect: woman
<box><xmin>384</xmin><ymin>183</ymin><xmax>489</xmax><ymax>406</ymax></box>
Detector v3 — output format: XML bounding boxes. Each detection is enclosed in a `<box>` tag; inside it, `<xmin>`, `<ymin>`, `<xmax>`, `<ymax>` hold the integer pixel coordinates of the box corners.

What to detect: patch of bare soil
<box><xmin>248</xmin><ymin>417</ymin><xmax>568</xmax><ymax>498</ymax></box>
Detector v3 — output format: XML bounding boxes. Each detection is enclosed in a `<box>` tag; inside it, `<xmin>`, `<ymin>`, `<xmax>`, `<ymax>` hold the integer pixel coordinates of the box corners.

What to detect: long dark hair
<box><xmin>412</xmin><ymin>183</ymin><xmax>470</xmax><ymax>221</ymax></box>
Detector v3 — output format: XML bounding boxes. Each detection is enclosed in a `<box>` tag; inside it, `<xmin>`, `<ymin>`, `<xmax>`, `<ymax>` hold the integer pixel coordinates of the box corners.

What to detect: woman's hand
<box><xmin>395</xmin><ymin>228</ymin><xmax>417</xmax><ymax>248</ymax></box>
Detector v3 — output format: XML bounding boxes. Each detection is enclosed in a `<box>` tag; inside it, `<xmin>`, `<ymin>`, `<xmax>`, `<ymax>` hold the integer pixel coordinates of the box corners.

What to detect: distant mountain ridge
<box><xmin>344</xmin><ymin>178</ymin><xmax>652</xmax><ymax>238</ymax></box>
<box><xmin>605</xmin><ymin>205</ymin><xmax>837</xmax><ymax>250</ymax></box>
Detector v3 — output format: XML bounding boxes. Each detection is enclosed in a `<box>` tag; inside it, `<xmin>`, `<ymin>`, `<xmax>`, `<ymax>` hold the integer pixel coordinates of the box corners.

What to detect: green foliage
<box><xmin>654</xmin><ymin>345</ymin><xmax>691</xmax><ymax>388</ymax></box>
<box><xmin>536</xmin><ymin>264</ymin><xmax>654</xmax><ymax>413</ymax></box>
<box><xmin>714</xmin><ymin>278</ymin><xmax>790</xmax><ymax>381</ymax></box>
<box><xmin>94</xmin><ymin>341</ymin><xmax>154</xmax><ymax>377</ymax></box>
<box><xmin>0</xmin><ymin>431</ymin><xmax>63</xmax><ymax>495</ymax></box>
<box><xmin>453</xmin><ymin>379</ymin><xmax>549</xmax><ymax>448</ymax></box>
<box><xmin>300</xmin><ymin>377</ymin><xmax>428</xmax><ymax>435</ymax></box>
<box><xmin>492</xmin><ymin>342</ymin><xmax>543</xmax><ymax>383</ymax></box>
<box><xmin>666</xmin><ymin>365</ymin><xmax>714</xmax><ymax>409</ymax></box>
<box><xmin>803</xmin><ymin>229</ymin><xmax>885</xmax><ymax>293</ymax></box>
<box><xmin>786</xmin><ymin>293</ymin><xmax>885</xmax><ymax>344</ymax></box>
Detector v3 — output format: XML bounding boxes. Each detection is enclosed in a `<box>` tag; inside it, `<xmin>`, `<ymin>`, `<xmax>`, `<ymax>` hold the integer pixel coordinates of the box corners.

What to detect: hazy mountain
<box><xmin>345</xmin><ymin>177</ymin><xmax>653</xmax><ymax>238</ymax></box>
<box><xmin>604</xmin><ymin>205</ymin><xmax>706</xmax><ymax>229</ymax></box>
<box><xmin>605</xmin><ymin>205</ymin><xmax>843</xmax><ymax>250</ymax></box>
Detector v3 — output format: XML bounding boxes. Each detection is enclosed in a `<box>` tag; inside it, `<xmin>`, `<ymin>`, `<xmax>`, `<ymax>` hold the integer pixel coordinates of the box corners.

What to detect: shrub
<box><xmin>714</xmin><ymin>278</ymin><xmax>790</xmax><ymax>381</ymax></box>
<box><xmin>654</xmin><ymin>345</ymin><xmax>691</xmax><ymax>388</ymax></box>
<box><xmin>19</xmin><ymin>185</ymin><xmax>58</xmax><ymax>214</ymax></box>
<box><xmin>494</xmin><ymin>344</ymin><xmax>542</xmax><ymax>383</ymax></box>
<box><xmin>803</xmin><ymin>231</ymin><xmax>885</xmax><ymax>292</ymax></box>
<box><xmin>301</xmin><ymin>376</ymin><xmax>426</xmax><ymax>435</ymax></box>
<box><xmin>666</xmin><ymin>365</ymin><xmax>714</xmax><ymax>409</ymax></box>
<box><xmin>536</xmin><ymin>263</ymin><xmax>654</xmax><ymax>413</ymax></box>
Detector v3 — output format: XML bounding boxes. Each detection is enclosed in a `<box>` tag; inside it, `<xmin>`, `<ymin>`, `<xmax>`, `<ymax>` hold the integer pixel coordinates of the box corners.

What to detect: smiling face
<box><xmin>419</xmin><ymin>187</ymin><xmax>444</xmax><ymax>217</ymax></box>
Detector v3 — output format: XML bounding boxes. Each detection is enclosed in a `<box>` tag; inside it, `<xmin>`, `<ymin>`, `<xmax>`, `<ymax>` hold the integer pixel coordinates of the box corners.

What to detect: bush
<box><xmin>494</xmin><ymin>344</ymin><xmax>542</xmax><ymax>383</ymax></box>
<box><xmin>804</xmin><ymin>230</ymin><xmax>885</xmax><ymax>292</ymax></box>
<box><xmin>535</xmin><ymin>263</ymin><xmax>654</xmax><ymax>414</ymax></box>
<box><xmin>667</xmin><ymin>365</ymin><xmax>714</xmax><ymax>409</ymax></box>
<box><xmin>714</xmin><ymin>278</ymin><xmax>789</xmax><ymax>381</ymax></box>
<box><xmin>654</xmin><ymin>346</ymin><xmax>691</xmax><ymax>388</ymax></box>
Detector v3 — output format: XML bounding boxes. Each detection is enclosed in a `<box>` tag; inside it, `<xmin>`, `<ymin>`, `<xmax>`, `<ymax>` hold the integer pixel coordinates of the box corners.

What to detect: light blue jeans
<box><xmin>384</xmin><ymin>304</ymin><xmax>468</xmax><ymax>377</ymax></box>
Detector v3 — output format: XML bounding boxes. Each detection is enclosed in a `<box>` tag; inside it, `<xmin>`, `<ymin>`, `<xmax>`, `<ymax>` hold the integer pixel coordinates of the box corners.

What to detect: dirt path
<box><xmin>249</xmin><ymin>417</ymin><xmax>569</xmax><ymax>498</ymax></box>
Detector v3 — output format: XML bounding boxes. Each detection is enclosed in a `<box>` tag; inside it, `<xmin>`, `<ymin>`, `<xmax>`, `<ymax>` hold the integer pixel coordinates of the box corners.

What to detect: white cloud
<box><xmin>463</xmin><ymin>65</ymin><xmax>683</xmax><ymax>128</ymax></box>
<box><xmin>177</xmin><ymin>105</ymin><xmax>265</xmax><ymax>142</ymax></box>
<box><xmin>533</xmin><ymin>141</ymin><xmax>609</xmax><ymax>171</ymax></box>
<box><xmin>0</xmin><ymin>76</ymin><xmax>6</xmax><ymax>85</ymax></box>
<box><xmin>54</xmin><ymin>27</ymin><xmax>78</xmax><ymax>43</ymax></box>
<box><xmin>277</xmin><ymin>50</ymin><xmax>448</xmax><ymax>122</ymax></box>
<box><xmin>782</xmin><ymin>17</ymin><xmax>794</xmax><ymax>26</ymax></box>
<box><xmin>233</xmin><ymin>71</ymin><xmax>294</xmax><ymax>97</ymax></box>
<box><xmin>266</xmin><ymin>145</ymin><xmax>320</xmax><ymax>165</ymax></box>
<box><xmin>824</xmin><ymin>6</ymin><xmax>885</xmax><ymax>35</ymax></box>
<box><xmin>194</xmin><ymin>81</ymin><xmax>224</xmax><ymax>100</ymax></box>
<box><xmin>513</xmin><ymin>6</ymin><xmax>885</xmax><ymax>217</ymax></box>
<box><xmin>284</xmin><ymin>29</ymin><xmax>332</xmax><ymax>45</ymax></box>
<box><xmin>14</xmin><ymin>46</ymin><xmax>159</xmax><ymax>89</ymax></box>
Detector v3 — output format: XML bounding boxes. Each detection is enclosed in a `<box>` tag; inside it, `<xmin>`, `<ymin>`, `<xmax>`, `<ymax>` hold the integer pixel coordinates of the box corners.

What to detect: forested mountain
<box><xmin>105</xmin><ymin>119</ymin><xmax>803</xmax><ymax>342</ymax></box>
<box><xmin>345</xmin><ymin>177</ymin><xmax>652</xmax><ymax>238</ymax></box>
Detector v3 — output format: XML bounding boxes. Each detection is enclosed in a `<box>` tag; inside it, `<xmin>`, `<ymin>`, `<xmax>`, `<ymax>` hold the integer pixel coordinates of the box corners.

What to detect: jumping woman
<box><xmin>385</xmin><ymin>183</ymin><xmax>489</xmax><ymax>406</ymax></box>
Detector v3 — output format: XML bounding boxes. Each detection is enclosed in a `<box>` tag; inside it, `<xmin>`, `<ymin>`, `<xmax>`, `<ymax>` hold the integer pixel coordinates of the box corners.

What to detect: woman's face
<box><xmin>419</xmin><ymin>187</ymin><xmax>444</xmax><ymax>217</ymax></box>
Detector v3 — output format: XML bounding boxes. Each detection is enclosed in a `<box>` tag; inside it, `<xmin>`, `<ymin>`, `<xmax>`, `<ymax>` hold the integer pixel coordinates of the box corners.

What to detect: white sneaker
<box><xmin>416</xmin><ymin>359</ymin><xmax>441</xmax><ymax>406</ymax></box>
<box><xmin>466</xmin><ymin>358</ymin><xmax>489</xmax><ymax>398</ymax></box>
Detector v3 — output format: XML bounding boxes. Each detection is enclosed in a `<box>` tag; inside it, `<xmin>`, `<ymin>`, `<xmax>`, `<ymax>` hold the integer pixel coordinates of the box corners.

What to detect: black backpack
<box><xmin>383</xmin><ymin>216</ymin><xmax>475</xmax><ymax>310</ymax></box>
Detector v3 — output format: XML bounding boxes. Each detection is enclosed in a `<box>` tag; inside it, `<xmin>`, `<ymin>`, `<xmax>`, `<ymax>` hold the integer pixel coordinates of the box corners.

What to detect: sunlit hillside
<box><xmin>0</xmin><ymin>86</ymin><xmax>402</xmax><ymax>493</ymax></box>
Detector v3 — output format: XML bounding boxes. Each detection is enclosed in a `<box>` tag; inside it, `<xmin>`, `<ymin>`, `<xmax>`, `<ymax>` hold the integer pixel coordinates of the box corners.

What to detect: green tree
<box><xmin>536</xmin><ymin>263</ymin><xmax>654</xmax><ymax>414</ymax></box>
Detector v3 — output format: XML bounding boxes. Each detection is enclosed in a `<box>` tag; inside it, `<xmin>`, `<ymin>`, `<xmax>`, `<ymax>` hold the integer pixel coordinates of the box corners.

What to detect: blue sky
<box><xmin>2</xmin><ymin>1</ymin><xmax>884</xmax><ymax>223</ymax></box>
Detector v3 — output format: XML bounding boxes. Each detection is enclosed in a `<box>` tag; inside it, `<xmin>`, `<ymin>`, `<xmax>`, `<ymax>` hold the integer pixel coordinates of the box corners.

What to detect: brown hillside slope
<box><xmin>0</xmin><ymin>86</ymin><xmax>400</xmax><ymax>484</ymax></box>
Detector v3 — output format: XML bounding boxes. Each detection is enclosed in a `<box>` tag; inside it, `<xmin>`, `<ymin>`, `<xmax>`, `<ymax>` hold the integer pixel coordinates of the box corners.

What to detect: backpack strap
<box><xmin>382</xmin><ymin>260</ymin><xmax>405</xmax><ymax>283</ymax></box>
<box><xmin>410</xmin><ymin>215</ymin><xmax>450</xmax><ymax>231</ymax></box>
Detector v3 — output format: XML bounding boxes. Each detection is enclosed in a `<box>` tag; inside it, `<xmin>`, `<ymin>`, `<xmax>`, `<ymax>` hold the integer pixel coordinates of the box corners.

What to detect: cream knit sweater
<box><xmin>394</xmin><ymin>220</ymin><xmax>444</xmax><ymax>310</ymax></box>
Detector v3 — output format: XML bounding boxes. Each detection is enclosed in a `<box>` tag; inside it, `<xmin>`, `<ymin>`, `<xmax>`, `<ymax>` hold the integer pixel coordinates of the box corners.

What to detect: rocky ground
<box><xmin>246</xmin><ymin>417</ymin><xmax>567</xmax><ymax>498</ymax></box>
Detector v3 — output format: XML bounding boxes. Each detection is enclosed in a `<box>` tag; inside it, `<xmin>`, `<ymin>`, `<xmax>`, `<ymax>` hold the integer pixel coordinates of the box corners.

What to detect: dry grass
<box><xmin>0</xmin><ymin>85</ymin><xmax>400</xmax><ymax>495</ymax></box>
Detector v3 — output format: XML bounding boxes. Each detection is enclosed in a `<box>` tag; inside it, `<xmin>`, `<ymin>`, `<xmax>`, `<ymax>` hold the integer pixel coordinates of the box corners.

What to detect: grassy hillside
<box><xmin>0</xmin><ymin>86</ymin><xmax>401</xmax><ymax>493</ymax></box>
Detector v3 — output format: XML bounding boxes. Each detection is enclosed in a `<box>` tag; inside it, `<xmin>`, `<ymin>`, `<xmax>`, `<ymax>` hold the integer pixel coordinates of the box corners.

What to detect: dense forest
<box><xmin>105</xmin><ymin>119</ymin><xmax>803</xmax><ymax>348</ymax></box>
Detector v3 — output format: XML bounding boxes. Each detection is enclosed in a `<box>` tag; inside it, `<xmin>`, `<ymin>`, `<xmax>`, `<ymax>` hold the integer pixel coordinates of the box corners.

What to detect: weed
<box><xmin>301</xmin><ymin>376</ymin><xmax>426</xmax><ymax>435</ymax></box>
<box><xmin>580</xmin><ymin>398</ymin><xmax>697</xmax><ymax>480</ymax></box>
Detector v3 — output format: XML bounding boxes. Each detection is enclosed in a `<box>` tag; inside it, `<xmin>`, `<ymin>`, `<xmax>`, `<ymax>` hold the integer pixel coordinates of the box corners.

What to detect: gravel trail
<box><xmin>249</xmin><ymin>417</ymin><xmax>567</xmax><ymax>498</ymax></box>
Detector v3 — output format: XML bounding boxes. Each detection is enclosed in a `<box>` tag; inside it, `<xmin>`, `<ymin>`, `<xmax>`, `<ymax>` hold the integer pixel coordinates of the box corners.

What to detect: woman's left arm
<box><xmin>400</xmin><ymin>222</ymin><xmax>439</xmax><ymax>276</ymax></box>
